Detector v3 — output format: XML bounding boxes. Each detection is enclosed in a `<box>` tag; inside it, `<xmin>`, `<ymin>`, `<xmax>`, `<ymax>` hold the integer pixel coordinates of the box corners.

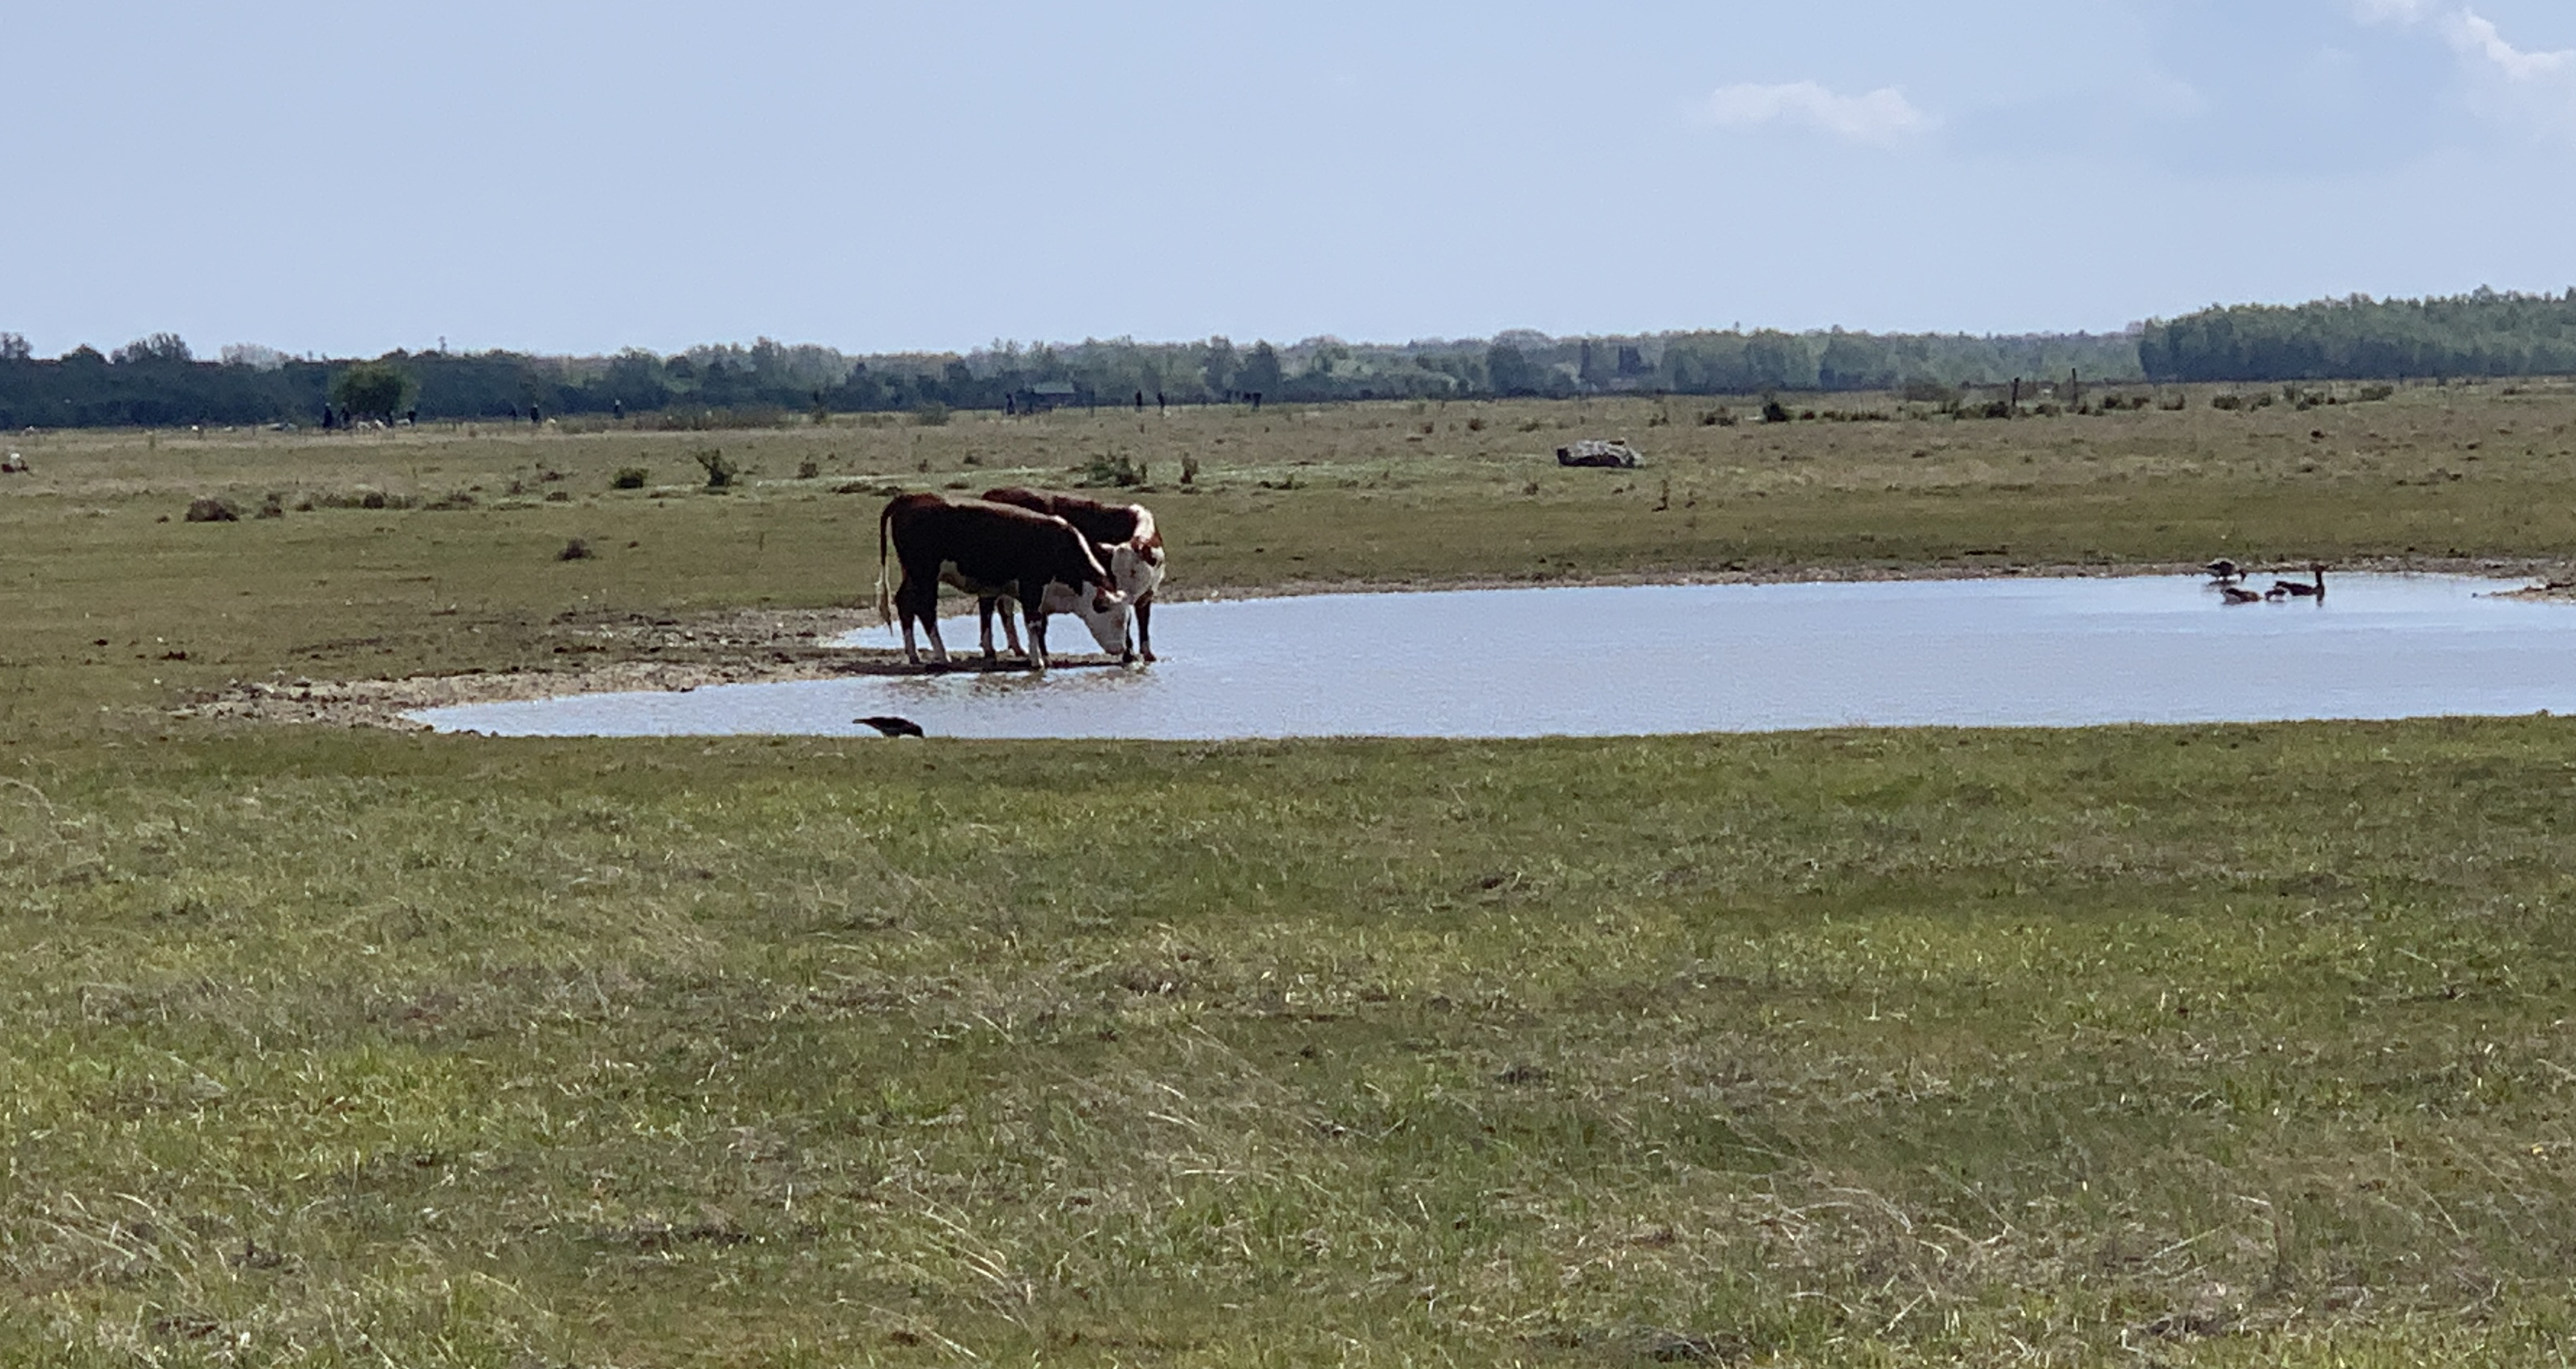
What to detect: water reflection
<box><xmin>414</xmin><ymin>575</ymin><xmax>2576</xmax><ymax>740</ymax></box>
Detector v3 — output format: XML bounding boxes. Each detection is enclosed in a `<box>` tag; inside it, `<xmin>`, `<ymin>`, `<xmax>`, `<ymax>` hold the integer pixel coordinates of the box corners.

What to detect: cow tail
<box><xmin>875</xmin><ymin>503</ymin><xmax>895</xmax><ymax>627</ymax></box>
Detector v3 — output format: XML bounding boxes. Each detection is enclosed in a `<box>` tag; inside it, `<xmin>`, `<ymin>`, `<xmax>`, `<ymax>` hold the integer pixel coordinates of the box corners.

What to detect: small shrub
<box><xmin>611</xmin><ymin>467</ymin><xmax>648</xmax><ymax>490</ymax></box>
<box><xmin>1180</xmin><ymin>453</ymin><xmax>1201</xmax><ymax>486</ymax></box>
<box><xmin>184</xmin><ymin>495</ymin><xmax>238</xmax><ymax>523</ymax></box>
<box><xmin>254</xmin><ymin>491</ymin><xmax>286</xmax><ymax>519</ymax></box>
<box><xmin>2357</xmin><ymin>383</ymin><xmax>2396</xmax><ymax>402</ymax></box>
<box><xmin>1466</xmin><ymin>416</ymin><xmax>1486</xmax><ymax>432</ymax></box>
<box><xmin>694</xmin><ymin>449</ymin><xmax>738</xmax><ymax>489</ymax></box>
<box><xmin>1760</xmin><ymin>400</ymin><xmax>1792</xmax><ymax>423</ymax></box>
<box><xmin>912</xmin><ymin>402</ymin><xmax>950</xmax><ymax>427</ymax></box>
<box><xmin>1081</xmin><ymin>453</ymin><xmax>1142</xmax><ymax>487</ymax></box>
<box><xmin>797</xmin><ymin>458</ymin><xmax>820</xmax><ymax>480</ymax></box>
<box><xmin>557</xmin><ymin>538</ymin><xmax>593</xmax><ymax>561</ymax></box>
<box><xmin>2211</xmin><ymin>394</ymin><xmax>2244</xmax><ymax>410</ymax></box>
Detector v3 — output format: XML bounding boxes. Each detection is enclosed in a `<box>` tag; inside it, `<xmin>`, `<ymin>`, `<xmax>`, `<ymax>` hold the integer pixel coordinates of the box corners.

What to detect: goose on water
<box><xmin>2273</xmin><ymin>563</ymin><xmax>2327</xmax><ymax>599</ymax></box>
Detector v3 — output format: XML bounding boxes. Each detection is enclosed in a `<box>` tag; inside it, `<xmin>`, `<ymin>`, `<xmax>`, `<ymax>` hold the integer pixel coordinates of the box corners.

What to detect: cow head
<box><xmin>1109</xmin><ymin>536</ymin><xmax>1166</xmax><ymax>602</ymax></box>
<box><xmin>1065</xmin><ymin>589</ymin><xmax>1133</xmax><ymax>655</ymax></box>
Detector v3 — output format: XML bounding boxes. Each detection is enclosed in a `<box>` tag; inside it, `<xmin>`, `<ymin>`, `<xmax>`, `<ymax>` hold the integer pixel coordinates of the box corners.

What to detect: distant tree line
<box><xmin>4</xmin><ymin>288</ymin><xmax>2572</xmax><ymax>428</ymax></box>
<box><xmin>2139</xmin><ymin>287</ymin><xmax>2576</xmax><ymax>382</ymax></box>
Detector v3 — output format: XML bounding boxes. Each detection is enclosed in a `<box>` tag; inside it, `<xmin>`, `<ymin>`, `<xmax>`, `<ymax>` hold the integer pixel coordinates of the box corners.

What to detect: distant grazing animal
<box><xmin>855</xmin><ymin>715</ymin><xmax>924</xmax><ymax>738</ymax></box>
<box><xmin>980</xmin><ymin>487</ymin><xmax>1167</xmax><ymax>661</ymax></box>
<box><xmin>877</xmin><ymin>492</ymin><xmax>1123</xmax><ymax>670</ymax></box>
<box><xmin>0</xmin><ymin>451</ymin><xmax>25</xmax><ymax>474</ymax></box>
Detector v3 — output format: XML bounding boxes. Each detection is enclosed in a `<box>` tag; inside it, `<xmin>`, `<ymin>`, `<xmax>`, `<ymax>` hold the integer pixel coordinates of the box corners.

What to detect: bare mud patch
<box><xmin>177</xmin><ymin>607</ymin><xmax>900</xmax><ymax>731</ymax></box>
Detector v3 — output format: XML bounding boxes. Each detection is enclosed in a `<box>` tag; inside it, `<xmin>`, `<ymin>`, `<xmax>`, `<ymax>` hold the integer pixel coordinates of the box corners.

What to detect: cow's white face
<box><xmin>1071</xmin><ymin>593</ymin><xmax>1132</xmax><ymax>655</ymax></box>
<box><xmin>1038</xmin><ymin>581</ymin><xmax>1133</xmax><ymax>656</ymax></box>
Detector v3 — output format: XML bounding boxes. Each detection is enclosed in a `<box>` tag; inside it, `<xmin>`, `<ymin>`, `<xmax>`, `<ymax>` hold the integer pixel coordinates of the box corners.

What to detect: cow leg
<box><xmin>1135</xmin><ymin>593</ymin><xmax>1155</xmax><ymax>663</ymax></box>
<box><xmin>976</xmin><ymin>597</ymin><xmax>1001</xmax><ymax>661</ymax></box>
<box><xmin>1024</xmin><ymin>610</ymin><xmax>1050</xmax><ymax>671</ymax></box>
<box><xmin>895</xmin><ymin>578</ymin><xmax>949</xmax><ymax>666</ymax></box>
<box><xmin>998</xmin><ymin>598</ymin><xmax>1027</xmax><ymax>657</ymax></box>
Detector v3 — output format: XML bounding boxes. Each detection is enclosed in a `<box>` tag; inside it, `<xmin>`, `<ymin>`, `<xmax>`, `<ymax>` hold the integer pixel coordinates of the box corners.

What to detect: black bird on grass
<box><xmin>855</xmin><ymin>715</ymin><xmax>925</xmax><ymax>738</ymax></box>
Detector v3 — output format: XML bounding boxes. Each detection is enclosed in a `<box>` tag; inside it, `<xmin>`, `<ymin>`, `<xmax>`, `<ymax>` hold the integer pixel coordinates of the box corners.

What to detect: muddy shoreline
<box><xmin>176</xmin><ymin>558</ymin><xmax>2574</xmax><ymax>732</ymax></box>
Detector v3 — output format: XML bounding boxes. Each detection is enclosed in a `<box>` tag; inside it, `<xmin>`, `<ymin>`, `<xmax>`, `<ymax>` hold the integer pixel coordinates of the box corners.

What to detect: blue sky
<box><xmin>5</xmin><ymin>1</ymin><xmax>2573</xmax><ymax>357</ymax></box>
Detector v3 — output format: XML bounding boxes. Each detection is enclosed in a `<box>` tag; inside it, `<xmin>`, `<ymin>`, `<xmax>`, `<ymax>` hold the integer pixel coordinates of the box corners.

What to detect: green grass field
<box><xmin>7</xmin><ymin>385</ymin><xmax>2576</xmax><ymax>1364</ymax></box>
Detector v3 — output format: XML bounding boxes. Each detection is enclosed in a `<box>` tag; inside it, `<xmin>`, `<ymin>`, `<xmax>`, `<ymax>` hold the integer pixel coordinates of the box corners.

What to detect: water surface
<box><xmin>414</xmin><ymin>575</ymin><xmax>2576</xmax><ymax>739</ymax></box>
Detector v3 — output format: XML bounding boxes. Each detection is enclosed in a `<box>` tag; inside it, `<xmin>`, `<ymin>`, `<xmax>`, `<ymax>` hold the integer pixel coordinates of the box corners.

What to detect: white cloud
<box><xmin>1699</xmin><ymin>81</ymin><xmax>1933</xmax><ymax>147</ymax></box>
<box><xmin>2357</xmin><ymin>2</ymin><xmax>2576</xmax><ymax>138</ymax></box>
<box><xmin>2442</xmin><ymin>11</ymin><xmax>2573</xmax><ymax>82</ymax></box>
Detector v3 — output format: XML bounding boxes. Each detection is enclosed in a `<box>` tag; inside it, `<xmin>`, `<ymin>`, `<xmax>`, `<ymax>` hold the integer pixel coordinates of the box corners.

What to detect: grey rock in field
<box><xmin>1556</xmin><ymin>439</ymin><xmax>1642</xmax><ymax>469</ymax></box>
<box><xmin>185</xmin><ymin>495</ymin><xmax>240</xmax><ymax>522</ymax></box>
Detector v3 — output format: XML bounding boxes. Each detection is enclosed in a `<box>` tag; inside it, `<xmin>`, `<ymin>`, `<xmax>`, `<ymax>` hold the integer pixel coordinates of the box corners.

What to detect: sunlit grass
<box><xmin>7</xmin><ymin>387</ymin><xmax>2576</xmax><ymax>1362</ymax></box>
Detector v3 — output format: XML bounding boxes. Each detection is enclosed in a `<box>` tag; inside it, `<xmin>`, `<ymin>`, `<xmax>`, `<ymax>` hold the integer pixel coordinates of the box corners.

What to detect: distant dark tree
<box><xmin>1486</xmin><ymin>343</ymin><xmax>1546</xmax><ymax>396</ymax></box>
<box><xmin>1201</xmin><ymin>336</ymin><xmax>1238</xmax><ymax>395</ymax></box>
<box><xmin>111</xmin><ymin>333</ymin><xmax>192</xmax><ymax>365</ymax></box>
<box><xmin>0</xmin><ymin>333</ymin><xmax>29</xmax><ymax>363</ymax></box>
<box><xmin>1236</xmin><ymin>340</ymin><xmax>1283</xmax><ymax>398</ymax></box>
<box><xmin>329</xmin><ymin>360</ymin><xmax>415</xmax><ymax>421</ymax></box>
<box><xmin>599</xmin><ymin>348</ymin><xmax>670</xmax><ymax>413</ymax></box>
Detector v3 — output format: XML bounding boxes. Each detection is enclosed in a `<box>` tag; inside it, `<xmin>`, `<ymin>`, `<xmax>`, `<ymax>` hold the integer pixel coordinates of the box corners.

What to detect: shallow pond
<box><xmin>414</xmin><ymin>574</ymin><xmax>2576</xmax><ymax>739</ymax></box>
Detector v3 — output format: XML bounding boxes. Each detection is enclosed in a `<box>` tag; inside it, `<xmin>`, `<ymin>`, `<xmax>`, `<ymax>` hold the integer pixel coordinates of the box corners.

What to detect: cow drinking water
<box><xmin>978</xmin><ymin>487</ymin><xmax>1167</xmax><ymax>661</ymax></box>
<box><xmin>877</xmin><ymin>493</ymin><xmax>1124</xmax><ymax>670</ymax></box>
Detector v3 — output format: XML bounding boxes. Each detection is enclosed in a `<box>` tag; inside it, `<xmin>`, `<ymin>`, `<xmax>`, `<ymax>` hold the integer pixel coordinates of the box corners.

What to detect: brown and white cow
<box><xmin>876</xmin><ymin>493</ymin><xmax>1124</xmax><ymax>670</ymax></box>
<box><xmin>978</xmin><ymin>487</ymin><xmax>1167</xmax><ymax>661</ymax></box>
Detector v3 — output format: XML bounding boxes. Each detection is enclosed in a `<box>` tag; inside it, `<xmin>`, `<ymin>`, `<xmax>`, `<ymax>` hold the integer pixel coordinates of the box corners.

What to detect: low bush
<box><xmin>1082</xmin><ymin>453</ymin><xmax>1143</xmax><ymax>487</ymax></box>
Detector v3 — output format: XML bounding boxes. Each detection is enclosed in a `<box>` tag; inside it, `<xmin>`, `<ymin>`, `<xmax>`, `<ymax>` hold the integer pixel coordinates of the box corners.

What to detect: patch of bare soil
<box><xmin>178</xmin><ymin>607</ymin><xmax>904</xmax><ymax>731</ymax></box>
